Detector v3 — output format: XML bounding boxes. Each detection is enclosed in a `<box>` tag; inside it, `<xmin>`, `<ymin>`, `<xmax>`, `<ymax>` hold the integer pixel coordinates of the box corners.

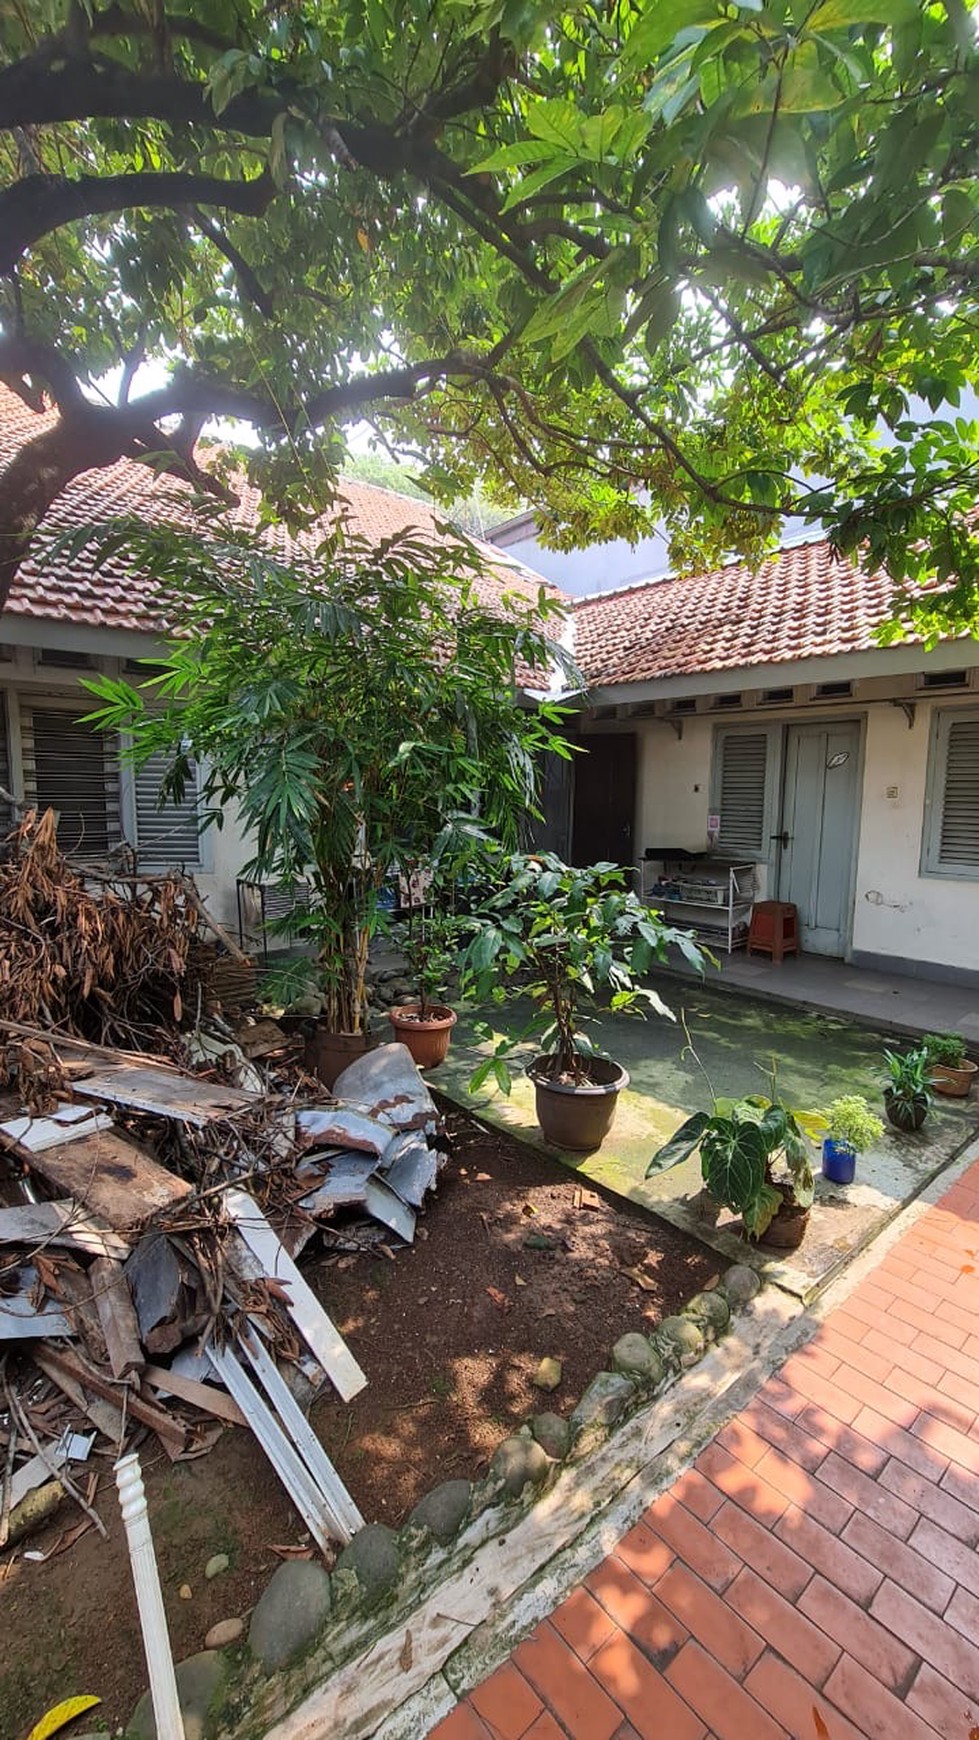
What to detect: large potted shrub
<box><xmin>647</xmin><ymin>1083</ymin><xmax>825</xmax><ymax>1248</ymax></box>
<box><xmin>923</xmin><ymin>1032</ymin><xmax>977</xmax><ymax>1098</ymax></box>
<box><xmin>82</xmin><ymin>519</ymin><xmax>573</xmax><ymax>1087</ymax></box>
<box><xmin>460</xmin><ymin>853</ymin><xmax>704</xmax><ymax>1150</ymax></box>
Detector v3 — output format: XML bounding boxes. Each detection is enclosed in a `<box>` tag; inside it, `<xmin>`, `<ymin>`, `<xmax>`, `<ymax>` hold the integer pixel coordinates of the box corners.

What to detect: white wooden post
<box><xmin>115</xmin><ymin>1452</ymin><xmax>185</xmax><ymax>1740</ymax></box>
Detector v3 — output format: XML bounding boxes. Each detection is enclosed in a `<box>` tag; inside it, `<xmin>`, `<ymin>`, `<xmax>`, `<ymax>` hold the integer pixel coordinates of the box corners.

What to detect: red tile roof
<box><xmin>0</xmin><ymin>388</ymin><xmax>556</xmax><ymax>637</ymax></box>
<box><xmin>571</xmin><ymin>539</ymin><xmax>906</xmax><ymax>687</ymax></box>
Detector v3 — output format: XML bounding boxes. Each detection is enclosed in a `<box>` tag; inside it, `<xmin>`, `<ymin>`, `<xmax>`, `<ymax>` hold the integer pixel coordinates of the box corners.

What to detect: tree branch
<box><xmin>0</xmin><ymin>170</ymin><xmax>276</xmax><ymax>274</ymax></box>
<box><xmin>0</xmin><ymin>57</ymin><xmax>286</xmax><ymax>136</ymax></box>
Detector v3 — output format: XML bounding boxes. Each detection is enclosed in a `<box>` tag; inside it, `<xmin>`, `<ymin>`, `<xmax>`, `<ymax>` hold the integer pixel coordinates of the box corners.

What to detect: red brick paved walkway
<box><xmin>432</xmin><ymin>1160</ymin><xmax>979</xmax><ymax>1740</ymax></box>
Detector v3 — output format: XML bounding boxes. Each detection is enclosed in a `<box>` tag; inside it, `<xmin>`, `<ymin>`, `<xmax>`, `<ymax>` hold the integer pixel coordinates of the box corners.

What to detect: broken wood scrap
<box><xmin>33</xmin><ymin>1347</ymin><xmax>125</xmax><ymax>1446</ymax></box>
<box><xmin>143</xmin><ymin>1365</ymin><xmax>246</xmax><ymax>1428</ymax></box>
<box><xmin>75</xmin><ymin>1063</ymin><xmax>257</xmax><ymax>1127</ymax></box>
<box><xmin>0</xmin><ymin>1201</ymin><xmax>130</xmax><ymax>1262</ymax></box>
<box><xmin>36</xmin><ymin>1343</ymin><xmax>186</xmax><ymax>1459</ymax></box>
<box><xmin>89</xmin><ymin>1258</ymin><xmax>144</xmax><ymax>1382</ymax></box>
<box><xmin>18</xmin><ymin>1128</ymin><xmax>191</xmax><ymax>1233</ymax></box>
<box><xmin>47</xmin><ymin>1259</ymin><xmax>110</xmax><ymax>1367</ymax></box>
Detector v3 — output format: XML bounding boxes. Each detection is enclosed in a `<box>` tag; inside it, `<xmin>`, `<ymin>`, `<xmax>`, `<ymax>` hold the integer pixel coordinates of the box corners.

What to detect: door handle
<box><xmin>770</xmin><ymin>830</ymin><xmax>792</xmax><ymax>848</ymax></box>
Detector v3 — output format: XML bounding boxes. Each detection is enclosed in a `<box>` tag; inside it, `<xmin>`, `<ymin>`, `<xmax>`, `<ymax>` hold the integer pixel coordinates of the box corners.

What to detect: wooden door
<box><xmin>777</xmin><ymin>721</ymin><xmax>860</xmax><ymax>955</ymax></box>
<box><xmin>570</xmin><ymin>733</ymin><xmax>636</xmax><ymax>870</ymax></box>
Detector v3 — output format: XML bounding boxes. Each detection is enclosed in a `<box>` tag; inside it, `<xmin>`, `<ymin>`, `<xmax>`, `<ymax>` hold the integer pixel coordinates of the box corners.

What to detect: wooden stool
<box><xmin>747</xmin><ymin>901</ymin><xmax>799</xmax><ymax>963</ymax></box>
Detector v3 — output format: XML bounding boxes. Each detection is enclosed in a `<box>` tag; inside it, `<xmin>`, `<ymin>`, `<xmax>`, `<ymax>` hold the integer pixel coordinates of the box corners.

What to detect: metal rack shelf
<box><xmin>639</xmin><ymin>857</ymin><xmax>757</xmax><ymax>954</ymax></box>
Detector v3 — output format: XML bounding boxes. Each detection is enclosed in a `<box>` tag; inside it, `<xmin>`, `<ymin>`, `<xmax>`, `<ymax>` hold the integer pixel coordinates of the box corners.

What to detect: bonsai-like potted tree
<box><xmin>923</xmin><ymin>1033</ymin><xmax>977</xmax><ymax>1098</ymax></box>
<box><xmin>647</xmin><ymin>1081</ymin><xmax>824</xmax><ymax>1248</ymax></box>
<box><xmin>82</xmin><ymin>518</ymin><xmax>573</xmax><ymax>1087</ymax></box>
<box><xmin>460</xmin><ymin>853</ymin><xmax>704</xmax><ymax>1149</ymax></box>
<box><xmin>387</xmin><ymin>902</ymin><xmax>460</xmax><ymax>1069</ymax></box>
<box><xmin>821</xmin><ymin>1095</ymin><xmax>884</xmax><ymax>1185</ymax></box>
<box><xmin>882</xmin><ymin>1047</ymin><xmax>932</xmax><ymax>1132</ymax></box>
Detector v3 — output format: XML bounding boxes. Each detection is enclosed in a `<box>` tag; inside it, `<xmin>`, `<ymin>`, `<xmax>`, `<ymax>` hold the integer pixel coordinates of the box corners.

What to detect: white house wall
<box><xmin>580</xmin><ymin>692</ymin><xmax>979</xmax><ymax>979</ymax></box>
<box><xmin>0</xmin><ymin>655</ymin><xmax>253</xmax><ymax>932</ymax></box>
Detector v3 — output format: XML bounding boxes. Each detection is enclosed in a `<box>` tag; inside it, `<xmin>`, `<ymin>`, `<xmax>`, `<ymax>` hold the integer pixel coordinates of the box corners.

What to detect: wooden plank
<box><xmin>23</xmin><ymin>1128</ymin><xmax>191</xmax><ymax>1232</ymax></box>
<box><xmin>33</xmin><ymin>1349</ymin><xmax>126</xmax><ymax>1445</ymax></box>
<box><xmin>224</xmin><ymin>1189</ymin><xmax>366</xmax><ymax>1403</ymax></box>
<box><xmin>208</xmin><ymin>1344</ymin><xmax>338</xmax><ymax>1554</ymax></box>
<box><xmin>75</xmin><ymin>1064</ymin><xmax>256</xmax><ymax>1127</ymax></box>
<box><xmin>144</xmin><ymin>1364</ymin><xmax>247</xmax><ymax>1428</ymax></box>
<box><xmin>237</xmin><ymin>1323</ymin><xmax>364</xmax><ymax>1543</ymax></box>
<box><xmin>0</xmin><ymin>1106</ymin><xmax>114</xmax><ymax>1153</ymax></box>
<box><xmin>38</xmin><ymin>1343</ymin><xmax>186</xmax><ymax>1459</ymax></box>
<box><xmin>0</xmin><ymin>1201</ymin><xmax>130</xmax><ymax>1261</ymax></box>
<box><xmin>89</xmin><ymin>1257</ymin><xmax>144</xmax><ymax>1380</ymax></box>
<box><xmin>50</xmin><ymin>1258</ymin><xmax>110</xmax><ymax>1367</ymax></box>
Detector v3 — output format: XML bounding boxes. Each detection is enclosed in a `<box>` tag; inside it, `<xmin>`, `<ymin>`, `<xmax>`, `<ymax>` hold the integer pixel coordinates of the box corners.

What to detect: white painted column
<box><xmin>115</xmin><ymin>1452</ymin><xmax>185</xmax><ymax>1740</ymax></box>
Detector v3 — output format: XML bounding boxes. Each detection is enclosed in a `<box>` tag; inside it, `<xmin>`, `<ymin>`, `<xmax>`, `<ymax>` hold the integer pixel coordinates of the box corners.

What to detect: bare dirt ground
<box><xmin>0</xmin><ymin>1107</ymin><xmax>717</xmax><ymax>1737</ymax></box>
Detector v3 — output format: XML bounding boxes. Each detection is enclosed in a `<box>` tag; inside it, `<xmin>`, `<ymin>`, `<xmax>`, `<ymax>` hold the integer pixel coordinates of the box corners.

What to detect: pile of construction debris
<box><xmin>0</xmin><ymin>1023</ymin><xmax>448</xmax><ymax>1559</ymax></box>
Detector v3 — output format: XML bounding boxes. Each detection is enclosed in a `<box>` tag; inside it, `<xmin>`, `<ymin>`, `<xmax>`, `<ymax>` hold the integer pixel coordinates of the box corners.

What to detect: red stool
<box><xmin>747</xmin><ymin>901</ymin><xmax>799</xmax><ymax>963</ymax></box>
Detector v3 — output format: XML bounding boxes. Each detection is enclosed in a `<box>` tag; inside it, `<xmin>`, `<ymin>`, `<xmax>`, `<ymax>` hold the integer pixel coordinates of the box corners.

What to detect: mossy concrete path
<box><xmin>436</xmin><ymin>979</ymin><xmax>978</xmax><ymax>1302</ymax></box>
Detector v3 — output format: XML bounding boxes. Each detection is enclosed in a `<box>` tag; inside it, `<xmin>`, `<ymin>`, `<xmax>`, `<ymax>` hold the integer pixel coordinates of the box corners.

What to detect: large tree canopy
<box><xmin>4</xmin><ymin>1</ymin><xmax>979</xmax><ymax>635</ymax></box>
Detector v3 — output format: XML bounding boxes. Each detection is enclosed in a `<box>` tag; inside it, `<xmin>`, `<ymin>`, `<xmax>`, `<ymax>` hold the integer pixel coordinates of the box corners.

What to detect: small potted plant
<box><xmin>923</xmin><ymin>1033</ymin><xmax>977</xmax><ymax>1098</ymax></box>
<box><xmin>822</xmin><ymin>1095</ymin><xmax>884</xmax><ymax>1185</ymax></box>
<box><xmin>647</xmin><ymin>1076</ymin><xmax>824</xmax><ymax>1248</ymax></box>
<box><xmin>882</xmin><ymin>1047</ymin><xmax>932</xmax><ymax>1132</ymax></box>
<box><xmin>460</xmin><ymin>852</ymin><xmax>704</xmax><ymax>1150</ymax></box>
<box><xmin>387</xmin><ymin>906</ymin><xmax>459</xmax><ymax>1069</ymax></box>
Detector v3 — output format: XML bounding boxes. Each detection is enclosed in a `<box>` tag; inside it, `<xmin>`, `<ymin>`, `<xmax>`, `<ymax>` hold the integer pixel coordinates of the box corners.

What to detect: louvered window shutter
<box><xmin>134</xmin><ymin>749</ymin><xmax>203</xmax><ymax>870</ymax></box>
<box><xmin>932</xmin><ymin>711</ymin><xmax>979</xmax><ymax>873</ymax></box>
<box><xmin>716</xmin><ymin>730</ymin><xmax>770</xmax><ymax>855</ymax></box>
<box><xmin>22</xmin><ymin>709</ymin><xmax>120</xmax><ymax>855</ymax></box>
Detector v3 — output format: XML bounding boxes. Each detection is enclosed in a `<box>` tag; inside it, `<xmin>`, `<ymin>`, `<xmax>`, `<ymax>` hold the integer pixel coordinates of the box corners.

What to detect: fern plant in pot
<box><xmin>647</xmin><ymin>1080</ymin><xmax>825</xmax><ymax>1249</ymax></box>
<box><xmin>460</xmin><ymin>853</ymin><xmax>704</xmax><ymax>1151</ymax></box>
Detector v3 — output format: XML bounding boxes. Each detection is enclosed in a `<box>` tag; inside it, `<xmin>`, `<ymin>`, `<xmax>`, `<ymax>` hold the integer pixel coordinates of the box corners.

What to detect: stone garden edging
<box><xmin>127</xmin><ymin>1264</ymin><xmax>811</xmax><ymax>1740</ymax></box>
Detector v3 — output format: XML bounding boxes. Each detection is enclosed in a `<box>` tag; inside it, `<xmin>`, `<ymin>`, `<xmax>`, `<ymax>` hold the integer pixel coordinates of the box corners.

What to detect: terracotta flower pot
<box><xmin>759</xmin><ymin>1198</ymin><xmax>811</xmax><ymax>1249</ymax></box>
<box><xmin>303</xmin><ymin>1026</ymin><xmax>372</xmax><ymax>1091</ymax></box>
<box><xmin>930</xmin><ymin>1059</ymin><xmax>977</xmax><ymax>1098</ymax></box>
<box><xmin>526</xmin><ymin>1054</ymin><xmax>628</xmax><ymax>1151</ymax></box>
<box><xmin>387</xmin><ymin>1003</ymin><xmax>457</xmax><ymax>1069</ymax></box>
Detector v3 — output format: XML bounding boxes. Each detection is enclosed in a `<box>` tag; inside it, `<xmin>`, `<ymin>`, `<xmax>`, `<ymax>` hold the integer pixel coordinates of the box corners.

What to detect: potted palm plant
<box><xmin>821</xmin><ymin>1095</ymin><xmax>884</xmax><ymax>1185</ymax></box>
<box><xmin>923</xmin><ymin>1033</ymin><xmax>978</xmax><ymax>1098</ymax></box>
<box><xmin>82</xmin><ymin>518</ymin><xmax>574</xmax><ymax>1088</ymax></box>
<box><xmin>460</xmin><ymin>853</ymin><xmax>704</xmax><ymax>1150</ymax></box>
<box><xmin>647</xmin><ymin>1077</ymin><xmax>824</xmax><ymax>1248</ymax></box>
<box><xmin>882</xmin><ymin>1047</ymin><xmax>932</xmax><ymax>1131</ymax></box>
<box><xmin>387</xmin><ymin>904</ymin><xmax>459</xmax><ymax>1069</ymax></box>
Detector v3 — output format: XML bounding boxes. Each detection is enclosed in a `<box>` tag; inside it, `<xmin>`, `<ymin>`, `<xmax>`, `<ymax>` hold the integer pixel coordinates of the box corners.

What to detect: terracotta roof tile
<box><xmin>0</xmin><ymin>388</ymin><xmax>557</xmax><ymax>637</ymax></box>
<box><xmin>571</xmin><ymin>540</ymin><xmax>909</xmax><ymax>687</ymax></box>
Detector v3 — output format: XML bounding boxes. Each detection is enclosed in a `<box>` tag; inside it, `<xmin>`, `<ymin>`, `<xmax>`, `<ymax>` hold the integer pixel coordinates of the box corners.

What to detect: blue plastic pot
<box><xmin>822</xmin><ymin>1137</ymin><xmax>856</xmax><ymax>1185</ymax></box>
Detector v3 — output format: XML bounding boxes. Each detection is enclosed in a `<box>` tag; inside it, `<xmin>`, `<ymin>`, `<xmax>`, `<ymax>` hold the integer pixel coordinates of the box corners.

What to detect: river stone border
<box><xmin>125</xmin><ymin>1263</ymin><xmax>770</xmax><ymax>1740</ymax></box>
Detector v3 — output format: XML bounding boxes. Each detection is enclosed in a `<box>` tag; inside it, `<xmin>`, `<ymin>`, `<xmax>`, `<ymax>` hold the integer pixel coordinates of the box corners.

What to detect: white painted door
<box><xmin>776</xmin><ymin>721</ymin><xmax>861</xmax><ymax>956</ymax></box>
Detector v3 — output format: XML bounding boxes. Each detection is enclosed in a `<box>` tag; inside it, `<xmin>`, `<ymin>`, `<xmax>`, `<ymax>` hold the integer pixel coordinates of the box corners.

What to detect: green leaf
<box><xmin>645</xmin><ymin>1111</ymin><xmax>709</xmax><ymax>1176</ymax></box>
<box><xmin>701</xmin><ymin>1120</ymin><xmax>768</xmax><ymax>1213</ymax></box>
<box><xmin>741</xmin><ymin>1181</ymin><xmax>782</xmax><ymax>1240</ymax></box>
<box><xmin>525</xmin><ymin>98</ymin><xmax>586</xmax><ymax>154</ymax></box>
<box><xmin>808</xmin><ymin>0</ymin><xmax>917</xmax><ymax>24</ymax></box>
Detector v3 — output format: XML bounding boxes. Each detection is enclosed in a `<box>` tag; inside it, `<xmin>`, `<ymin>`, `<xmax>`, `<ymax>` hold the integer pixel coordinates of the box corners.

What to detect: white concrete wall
<box><xmin>850</xmin><ymin>701</ymin><xmax>979</xmax><ymax>973</ymax></box>
<box><xmin>583</xmin><ymin>696</ymin><xmax>978</xmax><ymax>973</ymax></box>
